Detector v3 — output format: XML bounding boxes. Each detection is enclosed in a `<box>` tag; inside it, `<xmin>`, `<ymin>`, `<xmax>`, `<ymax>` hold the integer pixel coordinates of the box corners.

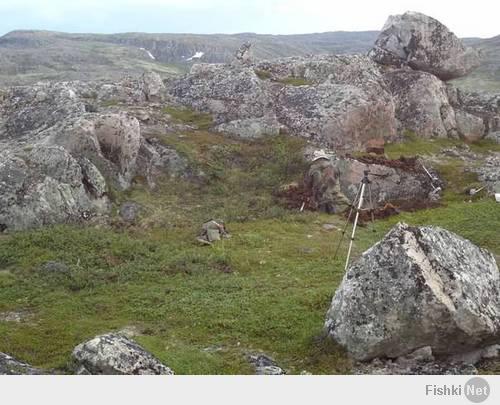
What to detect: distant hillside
<box><xmin>453</xmin><ymin>35</ymin><xmax>500</xmax><ymax>92</ymax></box>
<box><xmin>0</xmin><ymin>30</ymin><xmax>379</xmax><ymax>86</ymax></box>
<box><xmin>0</xmin><ymin>29</ymin><xmax>499</xmax><ymax>92</ymax></box>
<box><xmin>0</xmin><ymin>30</ymin><xmax>183</xmax><ymax>86</ymax></box>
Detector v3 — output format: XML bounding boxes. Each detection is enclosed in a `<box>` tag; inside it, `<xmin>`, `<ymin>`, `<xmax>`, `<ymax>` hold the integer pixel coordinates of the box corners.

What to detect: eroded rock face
<box><xmin>0</xmin><ymin>352</ymin><xmax>45</xmax><ymax>375</ymax></box>
<box><xmin>72</xmin><ymin>333</ymin><xmax>174</xmax><ymax>375</ymax></box>
<box><xmin>325</xmin><ymin>223</ymin><xmax>500</xmax><ymax>361</ymax></box>
<box><xmin>369</xmin><ymin>11</ymin><xmax>480</xmax><ymax>80</ymax></box>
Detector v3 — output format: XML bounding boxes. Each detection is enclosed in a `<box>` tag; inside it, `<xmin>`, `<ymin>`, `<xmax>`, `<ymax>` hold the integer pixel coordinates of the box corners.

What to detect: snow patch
<box><xmin>139</xmin><ymin>48</ymin><xmax>156</xmax><ymax>60</ymax></box>
<box><xmin>186</xmin><ymin>51</ymin><xmax>204</xmax><ymax>61</ymax></box>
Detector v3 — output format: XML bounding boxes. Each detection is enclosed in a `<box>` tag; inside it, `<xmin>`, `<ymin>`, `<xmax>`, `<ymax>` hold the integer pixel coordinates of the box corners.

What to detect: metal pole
<box><xmin>344</xmin><ymin>182</ymin><xmax>366</xmax><ymax>271</ymax></box>
<box><xmin>332</xmin><ymin>182</ymin><xmax>361</xmax><ymax>262</ymax></box>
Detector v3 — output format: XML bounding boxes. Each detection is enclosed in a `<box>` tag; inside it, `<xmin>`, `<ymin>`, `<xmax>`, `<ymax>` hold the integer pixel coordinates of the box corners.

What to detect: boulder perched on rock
<box><xmin>369</xmin><ymin>11</ymin><xmax>480</xmax><ymax>80</ymax></box>
<box><xmin>325</xmin><ymin>222</ymin><xmax>500</xmax><ymax>361</ymax></box>
<box><xmin>0</xmin><ymin>352</ymin><xmax>45</xmax><ymax>375</ymax></box>
<box><xmin>72</xmin><ymin>333</ymin><xmax>174</xmax><ymax>375</ymax></box>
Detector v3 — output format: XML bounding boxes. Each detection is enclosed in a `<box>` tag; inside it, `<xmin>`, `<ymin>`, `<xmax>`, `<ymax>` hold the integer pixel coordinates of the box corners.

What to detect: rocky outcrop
<box><xmin>0</xmin><ymin>79</ymin><xmax>188</xmax><ymax>230</ymax></box>
<box><xmin>369</xmin><ymin>11</ymin><xmax>480</xmax><ymax>81</ymax></box>
<box><xmin>446</xmin><ymin>86</ymin><xmax>500</xmax><ymax>138</ymax></box>
<box><xmin>170</xmin><ymin>55</ymin><xmax>396</xmax><ymax>150</ymax></box>
<box><xmin>39</xmin><ymin>112</ymin><xmax>142</xmax><ymax>189</ymax></box>
<box><xmin>325</xmin><ymin>222</ymin><xmax>500</xmax><ymax>361</ymax></box>
<box><xmin>72</xmin><ymin>333</ymin><xmax>174</xmax><ymax>375</ymax></box>
<box><xmin>382</xmin><ymin>69</ymin><xmax>498</xmax><ymax>141</ymax></box>
<box><xmin>0</xmin><ymin>352</ymin><xmax>45</xmax><ymax>375</ymax></box>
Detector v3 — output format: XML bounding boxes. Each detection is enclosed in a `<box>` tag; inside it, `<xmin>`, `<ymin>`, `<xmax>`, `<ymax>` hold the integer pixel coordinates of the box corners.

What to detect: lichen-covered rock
<box><xmin>0</xmin><ymin>77</ymin><xmax>183</xmax><ymax>230</ymax></box>
<box><xmin>140</xmin><ymin>71</ymin><xmax>165</xmax><ymax>102</ymax></box>
<box><xmin>0</xmin><ymin>352</ymin><xmax>45</xmax><ymax>375</ymax></box>
<box><xmin>384</xmin><ymin>69</ymin><xmax>457</xmax><ymax>138</ymax></box>
<box><xmin>369</xmin><ymin>11</ymin><xmax>480</xmax><ymax>80</ymax></box>
<box><xmin>335</xmin><ymin>157</ymin><xmax>438</xmax><ymax>204</ymax></box>
<box><xmin>40</xmin><ymin>112</ymin><xmax>142</xmax><ymax>189</ymax></box>
<box><xmin>277</xmin><ymin>82</ymin><xmax>394</xmax><ymax>150</ymax></box>
<box><xmin>447</xmin><ymin>86</ymin><xmax>500</xmax><ymax>137</ymax></box>
<box><xmin>0</xmin><ymin>146</ymin><xmax>109</xmax><ymax>231</ymax></box>
<box><xmin>72</xmin><ymin>333</ymin><xmax>174</xmax><ymax>375</ymax></box>
<box><xmin>0</xmin><ymin>81</ymin><xmax>86</xmax><ymax>139</ymax></box>
<box><xmin>325</xmin><ymin>222</ymin><xmax>500</xmax><ymax>361</ymax></box>
<box><xmin>169</xmin><ymin>55</ymin><xmax>396</xmax><ymax>150</ymax></box>
<box><xmin>135</xmin><ymin>137</ymin><xmax>189</xmax><ymax>188</ymax></box>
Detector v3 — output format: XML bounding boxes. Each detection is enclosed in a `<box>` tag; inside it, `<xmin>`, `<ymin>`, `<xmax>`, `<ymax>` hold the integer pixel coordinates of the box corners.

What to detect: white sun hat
<box><xmin>312</xmin><ymin>149</ymin><xmax>330</xmax><ymax>162</ymax></box>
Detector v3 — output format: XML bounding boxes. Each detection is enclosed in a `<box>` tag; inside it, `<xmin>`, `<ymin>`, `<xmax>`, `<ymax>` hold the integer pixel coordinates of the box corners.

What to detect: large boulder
<box><xmin>384</xmin><ymin>69</ymin><xmax>457</xmax><ymax>138</ymax></box>
<box><xmin>276</xmin><ymin>82</ymin><xmax>394</xmax><ymax>150</ymax></box>
<box><xmin>325</xmin><ymin>222</ymin><xmax>500</xmax><ymax>361</ymax></box>
<box><xmin>140</xmin><ymin>71</ymin><xmax>166</xmax><ymax>102</ymax></box>
<box><xmin>369</xmin><ymin>11</ymin><xmax>480</xmax><ymax>81</ymax></box>
<box><xmin>0</xmin><ymin>146</ymin><xmax>109</xmax><ymax>231</ymax></box>
<box><xmin>72</xmin><ymin>333</ymin><xmax>174</xmax><ymax>375</ymax></box>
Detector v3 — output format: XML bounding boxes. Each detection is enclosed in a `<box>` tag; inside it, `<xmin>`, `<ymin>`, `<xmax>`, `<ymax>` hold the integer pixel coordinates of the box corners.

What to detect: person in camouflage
<box><xmin>305</xmin><ymin>151</ymin><xmax>350</xmax><ymax>214</ymax></box>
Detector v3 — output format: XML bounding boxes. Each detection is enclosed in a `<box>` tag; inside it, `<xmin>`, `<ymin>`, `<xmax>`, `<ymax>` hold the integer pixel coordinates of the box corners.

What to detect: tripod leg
<box><xmin>368</xmin><ymin>183</ymin><xmax>375</xmax><ymax>224</ymax></box>
<box><xmin>332</xmin><ymin>183</ymin><xmax>362</xmax><ymax>262</ymax></box>
<box><xmin>345</xmin><ymin>183</ymin><xmax>366</xmax><ymax>271</ymax></box>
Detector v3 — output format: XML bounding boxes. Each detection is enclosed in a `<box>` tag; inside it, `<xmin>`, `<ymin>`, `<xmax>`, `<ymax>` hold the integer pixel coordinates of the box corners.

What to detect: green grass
<box><xmin>254</xmin><ymin>69</ymin><xmax>272</xmax><ymax>80</ymax></box>
<box><xmin>100</xmin><ymin>99</ymin><xmax>121</xmax><ymax>107</ymax></box>
<box><xmin>277</xmin><ymin>77</ymin><xmax>313</xmax><ymax>86</ymax></box>
<box><xmin>163</xmin><ymin>107</ymin><xmax>214</xmax><ymax>130</ymax></box>
<box><xmin>385</xmin><ymin>131</ymin><xmax>500</xmax><ymax>159</ymax></box>
<box><xmin>0</xmin><ymin>131</ymin><xmax>499</xmax><ymax>374</ymax></box>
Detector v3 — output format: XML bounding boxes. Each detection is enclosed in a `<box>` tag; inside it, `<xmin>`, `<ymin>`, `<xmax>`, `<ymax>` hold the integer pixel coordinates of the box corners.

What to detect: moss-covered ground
<box><xmin>0</xmin><ymin>128</ymin><xmax>498</xmax><ymax>374</ymax></box>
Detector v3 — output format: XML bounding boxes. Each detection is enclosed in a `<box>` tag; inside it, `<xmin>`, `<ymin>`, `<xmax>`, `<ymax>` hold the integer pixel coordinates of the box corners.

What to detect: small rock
<box><xmin>247</xmin><ymin>353</ymin><xmax>285</xmax><ymax>375</ymax></box>
<box><xmin>119</xmin><ymin>201</ymin><xmax>141</xmax><ymax>223</ymax></box>
<box><xmin>72</xmin><ymin>333</ymin><xmax>174</xmax><ymax>375</ymax></box>
<box><xmin>322</xmin><ymin>223</ymin><xmax>339</xmax><ymax>231</ymax></box>
<box><xmin>39</xmin><ymin>261</ymin><xmax>70</xmax><ymax>274</ymax></box>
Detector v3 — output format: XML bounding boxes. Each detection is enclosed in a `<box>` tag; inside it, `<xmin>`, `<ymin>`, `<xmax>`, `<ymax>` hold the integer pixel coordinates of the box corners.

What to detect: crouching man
<box><xmin>304</xmin><ymin>150</ymin><xmax>350</xmax><ymax>214</ymax></box>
